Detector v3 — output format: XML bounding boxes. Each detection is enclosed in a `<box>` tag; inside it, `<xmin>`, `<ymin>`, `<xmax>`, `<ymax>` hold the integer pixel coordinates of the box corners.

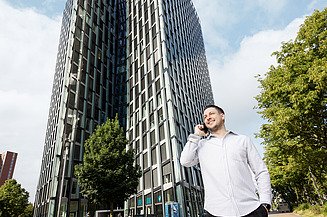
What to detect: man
<box><xmin>180</xmin><ymin>105</ymin><xmax>272</xmax><ymax>217</ymax></box>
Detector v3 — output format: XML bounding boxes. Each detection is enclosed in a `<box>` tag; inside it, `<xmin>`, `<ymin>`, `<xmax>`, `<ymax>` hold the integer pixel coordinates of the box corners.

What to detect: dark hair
<box><xmin>203</xmin><ymin>105</ymin><xmax>225</xmax><ymax>114</ymax></box>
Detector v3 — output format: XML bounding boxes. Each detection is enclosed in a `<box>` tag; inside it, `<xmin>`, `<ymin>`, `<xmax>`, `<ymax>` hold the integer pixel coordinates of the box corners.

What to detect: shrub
<box><xmin>322</xmin><ymin>203</ymin><xmax>327</xmax><ymax>215</ymax></box>
<box><xmin>295</xmin><ymin>203</ymin><xmax>310</xmax><ymax>211</ymax></box>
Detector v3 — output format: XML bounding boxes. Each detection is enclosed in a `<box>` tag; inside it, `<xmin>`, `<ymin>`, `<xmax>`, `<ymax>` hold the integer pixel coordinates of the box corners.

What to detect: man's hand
<box><xmin>262</xmin><ymin>203</ymin><xmax>271</xmax><ymax>213</ymax></box>
<box><xmin>194</xmin><ymin>124</ymin><xmax>208</xmax><ymax>137</ymax></box>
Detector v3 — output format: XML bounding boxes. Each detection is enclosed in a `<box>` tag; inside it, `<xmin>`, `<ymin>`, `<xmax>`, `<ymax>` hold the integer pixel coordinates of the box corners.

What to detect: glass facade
<box><xmin>125</xmin><ymin>0</ymin><xmax>213</xmax><ymax>216</ymax></box>
<box><xmin>34</xmin><ymin>0</ymin><xmax>126</xmax><ymax>216</ymax></box>
<box><xmin>34</xmin><ymin>0</ymin><xmax>213</xmax><ymax>216</ymax></box>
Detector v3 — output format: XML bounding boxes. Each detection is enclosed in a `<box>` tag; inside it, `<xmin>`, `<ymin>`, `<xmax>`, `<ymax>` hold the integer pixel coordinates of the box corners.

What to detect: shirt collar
<box><xmin>205</xmin><ymin>130</ymin><xmax>237</xmax><ymax>140</ymax></box>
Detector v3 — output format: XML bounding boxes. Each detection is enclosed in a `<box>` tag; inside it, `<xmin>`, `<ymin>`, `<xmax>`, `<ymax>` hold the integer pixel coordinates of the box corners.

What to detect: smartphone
<box><xmin>201</xmin><ymin>123</ymin><xmax>208</xmax><ymax>133</ymax></box>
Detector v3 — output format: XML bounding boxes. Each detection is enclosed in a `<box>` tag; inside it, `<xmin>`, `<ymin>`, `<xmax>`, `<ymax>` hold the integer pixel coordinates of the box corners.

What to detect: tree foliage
<box><xmin>256</xmin><ymin>8</ymin><xmax>327</xmax><ymax>206</ymax></box>
<box><xmin>74</xmin><ymin>116</ymin><xmax>141</xmax><ymax>216</ymax></box>
<box><xmin>22</xmin><ymin>203</ymin><xmax>34</xmax><ymax>217</ymax></box>
<box><xmin>0</xmin><ymin>179</ymin><xmax>31</xmax><ymax>217</ymax></box>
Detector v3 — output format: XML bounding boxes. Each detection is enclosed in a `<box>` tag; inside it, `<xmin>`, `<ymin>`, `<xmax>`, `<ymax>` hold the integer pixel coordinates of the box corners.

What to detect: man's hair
<box><xmin>204</xmin><ymin>105</ymin><xmax>225</xmax><ymax>114</ymax></box>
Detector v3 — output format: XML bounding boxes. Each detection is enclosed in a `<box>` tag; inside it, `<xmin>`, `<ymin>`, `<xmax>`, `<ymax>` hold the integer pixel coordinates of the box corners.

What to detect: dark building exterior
<box><xmin>0</xmin><ymin>151</ymin><xmax>18</xmax><ymax>186</ymax></box>
<box><xmin>33</xmin><ymin>0</ymin><xmax>127</xmax><ymax>216</ymax></box>
<box><xmin>34</xmin><ymin>0</ymin><xmax>213</xmax><ymax>216</ymax></box>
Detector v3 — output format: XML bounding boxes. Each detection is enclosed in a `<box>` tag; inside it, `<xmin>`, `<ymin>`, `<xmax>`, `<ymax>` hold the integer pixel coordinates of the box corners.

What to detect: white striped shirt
<box><xmin>180</xmin><ymin>131</ymin><xmax>272</xmax><ymax>217</ymax></box>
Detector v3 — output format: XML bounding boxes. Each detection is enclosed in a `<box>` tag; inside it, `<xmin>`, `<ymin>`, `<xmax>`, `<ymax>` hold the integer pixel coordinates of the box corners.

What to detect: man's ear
<box><xmin>221</xmin><ymin>113</ymin><xmax>225</xmax><ymax>121</ymax></box>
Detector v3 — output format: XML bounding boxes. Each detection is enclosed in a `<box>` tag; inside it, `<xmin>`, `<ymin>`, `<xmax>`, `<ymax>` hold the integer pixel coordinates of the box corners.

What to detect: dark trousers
<box><xmin>203</xmin><ymin>204</ymin><xmax>268</xmax><ymax>217</ymax></box>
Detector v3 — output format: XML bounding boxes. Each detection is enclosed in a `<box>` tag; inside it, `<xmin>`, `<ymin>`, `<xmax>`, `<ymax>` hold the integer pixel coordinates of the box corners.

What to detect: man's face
<box><xmin>203</xmin><ymin>107</ymin><xmax>225</xmax><ymax>131</ymax></box>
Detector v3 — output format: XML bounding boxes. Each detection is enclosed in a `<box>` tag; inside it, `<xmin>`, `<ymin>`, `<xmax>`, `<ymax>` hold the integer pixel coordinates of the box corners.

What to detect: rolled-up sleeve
<box><xmin>180</xmin><ymin>134</ymin><xmax>201</xmax><ymax>167</ymax></box>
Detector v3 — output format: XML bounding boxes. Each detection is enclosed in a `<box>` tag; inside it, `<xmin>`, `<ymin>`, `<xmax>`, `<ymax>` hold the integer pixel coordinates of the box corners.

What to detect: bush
<box><xmin>294</xmin><ymin>203</ymin><xmax>327</xmax><ymax>217</ymax></box>
<box><xmin>311</xmin><ymin>204</ymin><xmax>322</xmax><ymax>214</ymax></box>
<box><xmin>322</xmin><ymin>203</ymin><xmax>327</xmax><ymax>215</ymax></box>
<box><xmin>295</xmin><ymin>203</ymin><xmax>310</xmax><ymax>211</ymax></box>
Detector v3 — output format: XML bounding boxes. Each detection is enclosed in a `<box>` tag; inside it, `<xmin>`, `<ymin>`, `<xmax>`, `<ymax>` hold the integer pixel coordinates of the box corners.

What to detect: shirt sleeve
<box><xmin>246</xmin><ymin>136</ymin><xmax>272</xmax><ymax>205</ymax></box>
<box><xmin>180</xmin><ymin>134</ymin><xmax>201</xmax><ymax>167</ymax></box>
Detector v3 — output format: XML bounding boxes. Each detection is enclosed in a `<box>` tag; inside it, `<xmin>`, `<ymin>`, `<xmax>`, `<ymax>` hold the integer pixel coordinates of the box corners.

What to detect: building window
<box><xmin>162</xmin><ymin>163</ymin><xmax>171</xmax><ymax>184</ymax></box>
<box><xmin>141</xmin><ymin>92</ymin><xmax>146</xmax><ymax>105</ymax></box>
<box><xmin>129</xmin><ymin>130</ymin><xmax>133</xmax><ymax>141</ymax></box>
<box><xmin>164</xmin><ymin>188</ymin><xmax>173</xmax><ymax>202</ymax></box>
<box><xmin>137</xmin><ymin>195</ymin><xmax>143</xmax><ymax>207</ymax></box>
<box><xmin>73</xmin><ymin>144</ymin><xmax>81</xmax><ymax>160</ymax></box>
<box><xmin>143</xmin><ymin>153</ymin><xmax>148</xmax><ymax>169</ymax></box>
<box><xmin>71</xmin><ymin>179</ymin><xmax>78</xmax><ymax>195</ymax></box>
<box><xmin>149</xmin><ymin>99</ymin><xmax>154</xmax><ymax>112</ymax></box>
<box><xmin>158</xmin><ymin>108</ymin><xmax>163</xmax><ymax>123</ymax></box>
<box><xmin>155</xmin><ymin>79</ymin><xmax>160</xmax><ymax>92</ymax></box>
<box><xmin>130</xmin><ymin>197</ymin><xmax>135</xmax><ymax>208</ymax></box>
<box><xmin>143</xmin><ymin>134</ymin><xmax>147</xmax><ymax>150</ymax></box>
<box><xmin>136</xmin><ymin>123</ymin><xmax>140</xmax><ymax>137</ymax></box>
<box><xmin>145</xmin><ymin>193</ymin><xmax>152</xmax><ymax>205</ymax></box>
<box><xmin>151</xmin><ymin>147</ymin><xmax>157</xmax><ymax>165</ymax></box>
<box><xmin>156</xmin><ymin>92</ymin><xmax>162</xmax><ymax>106</ymax></box>
<box><xmin>135</xmin><ymin>140</ymin><xmax>140</xmax><ymax>154</ymax></box>
<box><xmin>150</xmin><ymin>113</ymin><xmax>154</xmax><ymax>128</ymax></box>
<box><xmin>153</xmin><ymin>36</ymin><xmax>157</xmax><ymax>49</ymax></box>
<box><xmin>135</xmin><ymin>110</ymin><xmax>140</xmax><ymax>122</ymax></box>
<box><xmin>147</xmin><ymin>71</ymin><xmax>152</xmax><ymax>85</ymax></box>
<box><xmin>152</xmin><ymin>168</ymin><xmax>158</xmax><ymax>187</ymax></box>
<box><xmin>150</xmin><ymin>130</ymin><xmax>156</xmax><ymax>145</ymax></box>
<box><xmin>160</xmin><ymin>143</ymin><xmax>167</xmax><ymax>161</ymax></box>
<box><xmin>142</xmin><ymin>120</ymin><xmax>147</xmax><ymax>132</ymax></box>
<box><xmin>144</xmin><ymin>170</ymin><xmax>151</xmax><ymax>189</ymax></box>
<box><xmin>142</xmin><ymin>104</ymin><xmax>146</xmax><ymax>118</ymax></box>
<box><xmin>151</xmin><ymin>12</ymin><xmax>155</xmax><ymax>25</ymax></box>
<box><xmin>154</xmin><ymin>50</ymin><xmax>159</xmax><ymax>63</ymax></box>
<box><xmin>154</xmin><ymin>190</ymin><xmax>162</xmax><ymax>204</ymax></box>
<box><xmin>148</xmin><ymin>85</ymin><xmax>153</xmax><ymax>97</ymax></box>
<box><xmin>159</xmin><ymin>124</ymin><xmax>165</xmax><ymax>141</ymax></box>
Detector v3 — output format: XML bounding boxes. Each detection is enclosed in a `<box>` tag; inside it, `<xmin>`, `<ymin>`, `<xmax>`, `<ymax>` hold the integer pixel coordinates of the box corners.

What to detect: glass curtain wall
<box><xmin>125</xmin><ymin>0</ymin><xmax>214</xmax><ymax>216</ymax></box>
<box><xmin>33</xmin><ymin>0</ymin><xmax>126</xmax><ymax>216</ymax></box>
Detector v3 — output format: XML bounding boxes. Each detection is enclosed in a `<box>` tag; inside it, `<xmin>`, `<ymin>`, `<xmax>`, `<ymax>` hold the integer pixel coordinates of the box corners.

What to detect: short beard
<box><xmin>209</xmin><ymin>122</ymin><xmax>224</xmax><ymax>132</ymax></box>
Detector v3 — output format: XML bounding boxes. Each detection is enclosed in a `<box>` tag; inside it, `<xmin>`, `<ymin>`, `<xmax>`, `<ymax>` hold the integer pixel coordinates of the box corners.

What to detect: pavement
<box><xmin>269</xmin><ymin>212</ymin><xmax>301</xmax><ymax>217</ymax></box>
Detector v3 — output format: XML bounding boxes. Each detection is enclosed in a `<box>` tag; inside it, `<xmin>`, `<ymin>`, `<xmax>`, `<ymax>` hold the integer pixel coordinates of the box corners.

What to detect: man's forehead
<box><xmin>203</xmin><ymin>107</ymin><xmax>217</xmax><ymax>114</ymax></box>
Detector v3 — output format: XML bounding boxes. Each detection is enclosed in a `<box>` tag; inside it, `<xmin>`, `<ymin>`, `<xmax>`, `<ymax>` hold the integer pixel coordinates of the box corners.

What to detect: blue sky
<box><xmin>0</xmin><ymin>0</ymin><xmax>326</xmax><ymax>203</ymax></box>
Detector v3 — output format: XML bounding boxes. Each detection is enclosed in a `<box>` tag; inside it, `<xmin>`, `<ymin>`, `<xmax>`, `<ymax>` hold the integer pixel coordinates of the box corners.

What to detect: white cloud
<box><xmin>192</xmin><ymin>0</ymin><xmax>295</xmax><ymax>64</ymax></box>
<box><xmin>192</xmin><ymin>0</ymin><xmax>237</xmax><ymax>57</ymax></box>
<box><xmin>0</xmin><ymin>0</ymin><xmax>61</xmax><ymax>202</ymax></box>
<box><xmin>208</xmin><ymin>17</ymin><xmax>304</xmax><ymax>153</ymax></box>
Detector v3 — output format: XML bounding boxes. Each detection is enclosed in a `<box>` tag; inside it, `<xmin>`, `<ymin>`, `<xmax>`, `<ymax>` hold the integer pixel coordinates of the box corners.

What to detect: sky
<box><xmin>0</xmin><ymin>0</ymin><xmax>326</xmax><ymax>203</ymax></box>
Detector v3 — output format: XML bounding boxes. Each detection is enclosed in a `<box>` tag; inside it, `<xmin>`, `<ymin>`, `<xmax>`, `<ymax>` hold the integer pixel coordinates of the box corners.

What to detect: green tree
<box><xmin>256</xmin><ymin>8</ymin><xmax>327</xmax><ymax>206</ymax></box>
<box><xmin>0</xmin><ymin>179</ymin><xmax>30</xmax><ymax>217</ymax></box>
<box><xmin>21</xmin><ymin>203</ymin><xmax>34</xmax><ymax>217</ymax></box>
<box><xmin>75</xmin><ymin>117</ymin><xmax>141</xmax><ymax>217</ymax></box>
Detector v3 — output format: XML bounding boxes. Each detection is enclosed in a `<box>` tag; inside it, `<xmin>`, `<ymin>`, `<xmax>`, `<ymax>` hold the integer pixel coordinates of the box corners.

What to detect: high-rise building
<box><xmin>0</xmin><ymin>151</ymin><xmax>18</xmax><ymax>186</ymax></box>
<box><xmin>34</xmin><ymin>0</ymin><xmax>213</xmax><ymax>216</ymax></box>
<box><xmin>33</xmin><ymin>0</ymin><xmax>127</xmax><ymax>216</ymax></box>
<box><xmin>125</xmin><ymin>0</ymin><xmax>213</xmax><ymax>216</ymax></box>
